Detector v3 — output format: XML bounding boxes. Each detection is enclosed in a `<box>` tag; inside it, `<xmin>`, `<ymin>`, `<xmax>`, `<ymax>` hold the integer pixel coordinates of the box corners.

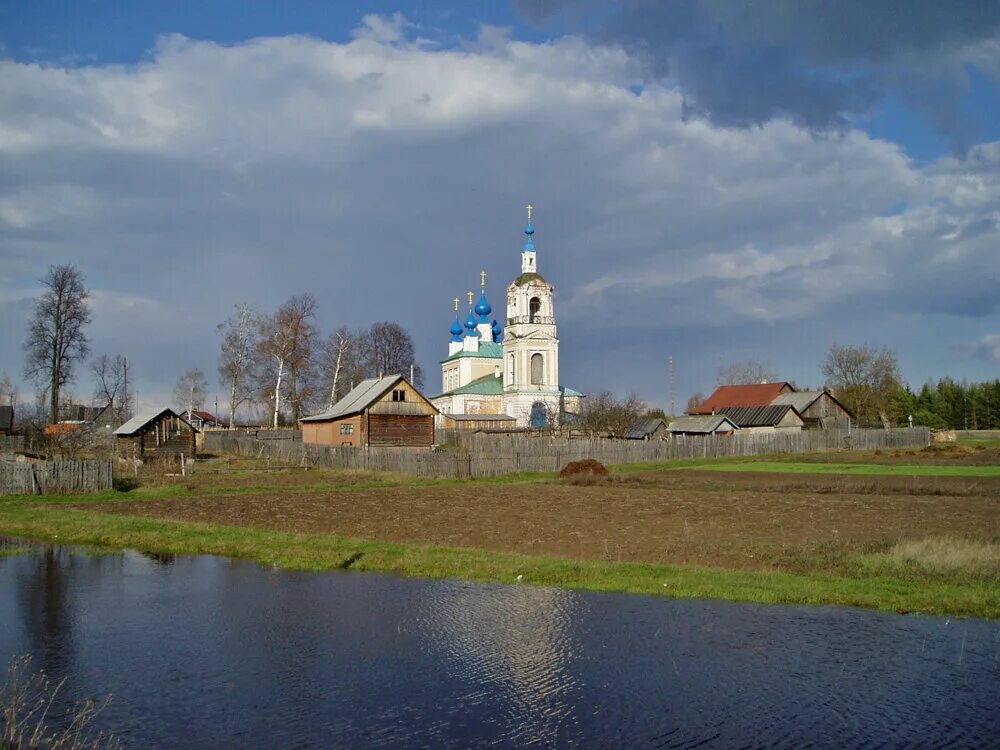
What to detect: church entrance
<box><xmin>529</xmin><ymin>401</ymin><xmax>548</xmax><ymax>429</ymax></box>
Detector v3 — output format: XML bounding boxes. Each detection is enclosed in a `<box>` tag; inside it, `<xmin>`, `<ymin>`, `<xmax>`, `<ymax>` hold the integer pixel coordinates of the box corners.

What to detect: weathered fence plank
<box><xmin>203</xmin><ymin>428</ymin><xmax>930</xmax><ymax>479</ymax></box>
<box><xmin>0</xmin><ymin>459</ymin><xmax>114</xmax><ymax>496</ymax></box>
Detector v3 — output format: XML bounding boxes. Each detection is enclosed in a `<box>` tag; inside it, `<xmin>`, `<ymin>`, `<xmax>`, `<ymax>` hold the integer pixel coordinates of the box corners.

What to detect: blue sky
<box><xmin>1</xmin><ymin>0</ymin><xmax>998</xmax><ymax>413</ymax></box>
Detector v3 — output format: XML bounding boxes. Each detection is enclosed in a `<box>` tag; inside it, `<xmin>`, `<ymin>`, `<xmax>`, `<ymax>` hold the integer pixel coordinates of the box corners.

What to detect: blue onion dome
<box><xmin>449</xmin><ymin>315</ymin><xmax>463</xmax><ymax>341</ymax></box>
<box><xmin>491</xmin><ymin>319</ymin><xmax>502</xmax><ymax>343</ymax></box>
<box><xmin>475</xmin><ymin>290</ymin><xmax>492</xmax><ymax>321</ymax></box>
<box><xmin>464</xmin><ymin>311</ymin><xmax>478</xmax><ymax>332</ymax></box>
<box><xmin>523</xmin><ymin>222</ymin><xmax>536</xmax><ymax>252</ymax></box>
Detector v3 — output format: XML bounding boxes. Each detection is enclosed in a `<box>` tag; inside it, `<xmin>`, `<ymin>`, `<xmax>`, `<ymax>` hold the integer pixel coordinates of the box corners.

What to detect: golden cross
<box><xmin>453</xmin><ymin>297</ymin><xmax>459</xmax><ymax>312</ymax></box>
<box><xmin>480</xmin><ymin>270</ymin><xmax>486</xmax><ymax>288</ymax></box>
<box><xmin>526</xmin><ymin>203</ymin><xmax>533</xmax><ymax>223</ymax></box>
<box><xmin>467</xmin><ymin>290</ymin><xmax>474</xmax><ymax>306</ymax></box>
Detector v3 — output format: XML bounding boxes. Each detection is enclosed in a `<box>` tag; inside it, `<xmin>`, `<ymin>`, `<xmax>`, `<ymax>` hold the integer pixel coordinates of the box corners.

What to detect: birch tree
<box><xmin>173</xmin><ymin>369</ymin><xmax>208</xmax><ymax>420</ymax></box>
<box><xmin>320</xmin><ymin>326</ymin><xmax>363</xmax><ymax>408</ymax></box>
<box><xmin>256</xmin><ymin>294</ymin><xmax>318</xmax><ymax>427</ymax></box>
<box><xmin>217</xmin><ymin>303</ymin><xmax>258</xmax><ymax>428</ymax></box>
<box><xmin>23</xmin><ymin>264</ymin><xmax>91</xmax><ymax>424</ymax></box>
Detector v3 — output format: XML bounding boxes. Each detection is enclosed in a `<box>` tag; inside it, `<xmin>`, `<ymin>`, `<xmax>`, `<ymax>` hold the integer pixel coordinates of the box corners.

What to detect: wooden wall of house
<box><xmin>368</xmin><ymin>380</ymin><xmax>437</xmax><ymax>416</ymax></box>
<box><xmin>368</xmin><ymin>414</ymin><xmax>434</xmax><ymax>447</ymax></box>
<box><xmin>802</xmin><ymin>394</ymin><xmax>851</xmax><ymax>421</ymax></box>
<box><xmin>117</xmin><ymin>414</ymin><xmax>197</xmax><ymax>458</ymax></box>
<box><xmin>302</xmin><ymin>415</ymin><xmax>363</xmax><ymax>447</ymax></box>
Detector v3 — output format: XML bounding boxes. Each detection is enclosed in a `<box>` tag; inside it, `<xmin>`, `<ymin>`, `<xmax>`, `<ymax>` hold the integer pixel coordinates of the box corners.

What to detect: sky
<box><xmin>2</xmin><ymin>0</ymin><xmax>999</xmax><ymax>414</ymax></box>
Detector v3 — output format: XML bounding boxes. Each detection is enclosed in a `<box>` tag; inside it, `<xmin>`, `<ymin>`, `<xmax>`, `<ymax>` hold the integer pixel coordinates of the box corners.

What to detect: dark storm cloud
<box><xmin>515</xmin><ymin>0</ymin><xmax>1000</xmax><ymax>149</ymax></box>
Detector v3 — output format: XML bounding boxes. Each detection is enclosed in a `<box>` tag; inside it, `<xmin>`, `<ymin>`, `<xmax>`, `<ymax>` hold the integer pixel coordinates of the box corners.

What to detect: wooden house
<box><xmin>624</xmin><ymin>418</ymin><xmax>669</xmax><ymax>440</ymax></box>
<box><xmin>715</xmin><ymin>404</ymin><xmax>804</xmax><ymax>433</ymax></box>
<box><xmin>0</xmin><ymin>406</ymin><xmax>13</xmax><ymax>436</ymax></box>
<box><xmin>300</xmin><ymin>374</ymin><xmax>439</xmax><ymax>448</ymax></box>
<box><xmin>667</xmin><ymin>414</ymin><xmax>739</xmax><ymax>436</ymax></box>
<box><xmin>688</xmin><ymin>382</ymin><xmax>796</xmax><ymax>415</ymax></box>
<box><xmin>771</xmin><ymin>390</ymin><xmax>853</xmax><ymax>429</ymax></box>
<box><xmin>114</xmin><ymin>407</ymin><xmax>199</xmax><ymax>459</ymax></box>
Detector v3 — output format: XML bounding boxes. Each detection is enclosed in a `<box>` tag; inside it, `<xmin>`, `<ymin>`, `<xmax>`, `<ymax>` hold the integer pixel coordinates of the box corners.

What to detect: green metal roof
<box><xmin>513</xmin><ymin>272</ymin><xmax>546</xmax><ymax>286</ymax></box>
<box><xmin>431</xmin><ymin>374</ymin><xmax>503</xmax><ymax>399</ymax></box>
<box><xmin>441</xmin><ymin>341</ymin><xmax>503</xmax><ymax>362</ymax></box>
<box><xmin>559</xmin><ymin>385</ymin><xmax>584</xmax><ymax>398</ymax></box>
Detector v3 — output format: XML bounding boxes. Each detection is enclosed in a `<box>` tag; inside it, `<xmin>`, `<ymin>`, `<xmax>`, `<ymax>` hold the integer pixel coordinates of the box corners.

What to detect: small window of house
<box><xmin>392</xmin><ymin>389</ymin><xmax>406</xmax><ymax>402</ymax></box>
<box><xmin>340</xmin><ymin>423</ymin><xmax>354</xmax><ymax>435</ymax></box>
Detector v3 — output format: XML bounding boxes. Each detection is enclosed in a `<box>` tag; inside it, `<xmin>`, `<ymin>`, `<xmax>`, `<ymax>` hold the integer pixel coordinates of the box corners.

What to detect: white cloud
<box><xmin>0</xmin><ymin>15</ymin><xmax>997</xmax><ymax>403</ymax></box>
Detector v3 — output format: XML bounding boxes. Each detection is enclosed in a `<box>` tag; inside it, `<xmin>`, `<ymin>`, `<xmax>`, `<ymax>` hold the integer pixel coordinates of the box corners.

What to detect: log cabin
<box><xmin>114</xmin><ymin>407</ymin><xmax>199</xmax><ymax>459</ymax></box>
<box><xmin>300</xmin><ymin>374</ymin><xmax>438</xmax><ymax>448</ymax></box>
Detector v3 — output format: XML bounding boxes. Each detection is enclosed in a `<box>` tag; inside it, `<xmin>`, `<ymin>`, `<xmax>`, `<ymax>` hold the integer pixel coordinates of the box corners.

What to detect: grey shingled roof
<box><xmin>300</xmin><ymin>374</ymin><xmax>404</xmax><ymax>422</ymax></box>
<box><xmin>667</xmin><ymin>415</ymin><xmax>739</xmax><ymax>433</ymax></box>
<box><xmin>624</xmin><ymin>418</ymin><xmax>667</xmax><ymax>439</ymax></box>
<box><xmin>113</xmin><ymin>407</ymin><xmax>178</xmax><ymax>436</ymax></box>
<box><xmin>716</xmin><ymin>404</ymin><xmax>801</xmax><ymax>428</ymax></box>
<box><xmin>771</xmin><ymin>391</ymin><xmax>823</xmax><ymax>412</ymax></box>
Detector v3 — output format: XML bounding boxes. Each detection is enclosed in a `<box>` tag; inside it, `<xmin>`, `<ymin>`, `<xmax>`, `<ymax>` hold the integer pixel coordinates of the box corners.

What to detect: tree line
<box><xmin>14</xmin><ymin>265</ymin><xmax>423</xmax><ymax>430</ymax></box>
<box><xmin>207</xmin><ymin>295</ymin><xmax>424</xmax><ymax>427</ymax></box>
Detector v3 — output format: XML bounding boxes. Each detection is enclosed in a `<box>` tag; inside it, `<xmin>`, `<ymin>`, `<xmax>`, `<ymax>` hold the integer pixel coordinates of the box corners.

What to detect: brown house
<box><xmin>300</xmin><ymin>374</ymin><xmax>439</xmax><ymax>448</ymax></box>
<box><xmin>114</xmin><ymin>407</ymin><xmax>199</xmax><ymax>458</ymax></box>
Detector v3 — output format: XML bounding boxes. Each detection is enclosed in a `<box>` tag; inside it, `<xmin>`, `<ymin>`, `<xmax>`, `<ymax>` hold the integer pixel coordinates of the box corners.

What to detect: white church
<box><xmin>430</xmin><ymin>207</ymin><xmax>584</xmax><ymax>428</ymax></box>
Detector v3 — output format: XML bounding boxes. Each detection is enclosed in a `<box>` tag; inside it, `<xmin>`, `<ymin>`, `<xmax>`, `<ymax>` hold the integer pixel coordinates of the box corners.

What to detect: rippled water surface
<box><xmin>0</xmin><ymin>544</ymin><xmax>997</xmax><ymax>748</ymax></box>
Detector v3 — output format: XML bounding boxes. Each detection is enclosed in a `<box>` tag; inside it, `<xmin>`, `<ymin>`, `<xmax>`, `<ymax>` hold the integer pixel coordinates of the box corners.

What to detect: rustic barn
<box><xmin>689</xmin><ymin>382</ymin><xmax>796</xmax><ymax>415</ymax></box>
<box><xmin>716</xmin><ymin>404</ymin><xmax>804</xmax><ymax>432</ymax></box>
<box><xmin>0</xmin><ymin>406</ymin><xmax>13</xmax><ymax>436</ymax></box>
<box><xmin>666</xmin><ymin>414</ymin><xmax>739</xmax><ymax>436</ymax></box>
<box><xmin>624</xmin><ymin>418</ymin><xmax>669</xmax><ymax>440</ymax></box>
<box><xmin>771</xmin><ymin>390</ymin><xmax>853</xmax><ymax>429</ymax></box>
<box><xmin>300</xmin><ymin>374</ymin><xmax>438</xmax><ymax>448</ymax></box>
<box><xmin>114</xmin><ymin>407</ymin><xmax>199</xmax><ymax>458</ymax></box>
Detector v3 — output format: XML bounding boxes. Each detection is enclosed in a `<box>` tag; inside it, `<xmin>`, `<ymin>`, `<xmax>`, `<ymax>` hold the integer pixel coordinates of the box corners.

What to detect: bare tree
<box><xmin>91</xmin><ymin>354</ymin><xmax>133</xmax><ymax>419</ymax></box>
<box><xmin>0</xmin><ymin>372</ymin><xmax>17</xmax><ymax>410</ymax></box>
<box><xmin>320</xmin><ymin>326</ymin><xmax>364</xmax><ymax>408</ymax></box>
<box><xmin>23</xmin><ymin>265</ymin><xmax>91</xmax><ymax>424</ymax></box>
<box><xmin>360</xmin><ymin>322</ymin><xmax>423</xmax><ymax>387</ymax></box>
<box><xmin>255</xmin><ymin>294</ymin><xmax>318</xmax><ymax>427</ymax></box>
<box><xmin>173</xmin><ymin>369</ymin><xmax>208</xmax><ymax>420</ymax></box>
<box><xmin>821</xmin><ymin>344</ymin><xmax>901</xmax><ymax>426</ymax></box>
<box><xmin>686</xmin><ymin>392</ymin><xmax>705</xmax><ymax>413</ymax></box>
<box><xmin>578</xmin><ymin>390</ymin><xmax>645</xmax><ymax>436</ymax></box>
<box><xmin>217</xmin><ymin>303</ymin><xmax>258</xmax><ymax>428</ymax></box>
<box><xmin>717</xmin><ymin>359</ymin><xmax>779</xmax><ymax>385</ymax></box>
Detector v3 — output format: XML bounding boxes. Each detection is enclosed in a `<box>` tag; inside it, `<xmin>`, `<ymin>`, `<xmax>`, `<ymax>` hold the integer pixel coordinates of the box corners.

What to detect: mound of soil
<box><xmin>559</xmin><ymin>459</ymin><xmax>609</xmax><ymax>478</ymax></box>
<box><xmin>920</xmin><ymin>444</ymin><xmax>975</xmax><ymax>455</ymax></box>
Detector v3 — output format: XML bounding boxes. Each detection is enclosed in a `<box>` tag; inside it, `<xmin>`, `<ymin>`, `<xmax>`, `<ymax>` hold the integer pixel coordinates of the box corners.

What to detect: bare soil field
<box><xmin>95</xmin><ymin>469</ymin><xmax>999</xmax><ymax>573</ymax></box>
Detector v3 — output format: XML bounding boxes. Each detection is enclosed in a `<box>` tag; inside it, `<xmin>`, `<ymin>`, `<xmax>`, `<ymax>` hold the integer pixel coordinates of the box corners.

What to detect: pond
<box><xmin>0</xmin><ymin>542</ymin><xmax>997</xmax><ymax>748</ymax></box>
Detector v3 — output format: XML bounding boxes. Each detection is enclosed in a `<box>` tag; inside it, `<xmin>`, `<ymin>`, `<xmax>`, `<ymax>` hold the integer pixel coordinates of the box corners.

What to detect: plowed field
<box><xmin>95</xmin><ymin>469</ymin><xmax>999</xmax><ymax>571</ymax></box>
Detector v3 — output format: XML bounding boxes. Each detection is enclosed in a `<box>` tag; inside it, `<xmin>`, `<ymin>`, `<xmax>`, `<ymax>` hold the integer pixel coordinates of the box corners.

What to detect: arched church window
<box><xmin>530</xmin><ymin>353</ymin><xmax>544</xmax><ymax>385</ymax></box>
<box><xmin>508</xmin><ymin>353</ymin><xmax>515</xmax><ymax>384</ymax></box>
<box><xmin>529</xmin><ymin>297</ymin><xmax>541</xmax><ymax>323</ymax></box>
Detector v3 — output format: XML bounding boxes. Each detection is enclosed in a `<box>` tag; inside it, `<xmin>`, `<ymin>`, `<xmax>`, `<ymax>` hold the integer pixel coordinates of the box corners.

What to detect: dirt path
<box><xmin>93</xmin><ymin>470</ymin><xmax>999</xmax><ymax>571</ymax></box>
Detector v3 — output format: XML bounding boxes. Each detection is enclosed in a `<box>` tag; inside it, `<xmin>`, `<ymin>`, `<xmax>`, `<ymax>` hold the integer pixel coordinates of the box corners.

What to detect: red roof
<box><xmin>689</xmin><ymin>382</ymin><xmax>795</xmax><ymax>414</ymax></box>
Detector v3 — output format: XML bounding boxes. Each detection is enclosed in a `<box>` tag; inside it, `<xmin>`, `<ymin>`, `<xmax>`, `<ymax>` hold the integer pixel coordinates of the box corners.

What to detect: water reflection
<box><xmin>0</xmin><ymin>542</ymin><xmax>997</xmax><ymax>748</ymax></box>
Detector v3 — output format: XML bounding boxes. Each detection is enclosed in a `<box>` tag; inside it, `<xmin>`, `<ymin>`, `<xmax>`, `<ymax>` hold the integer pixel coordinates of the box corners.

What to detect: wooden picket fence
<box><xmin>0</xmin><ymin>435</ymin><xmax>25</xmax><ymax>453</ymax></box>
<box><xmin>0</xmin><ymin>459</ymin><xmax>113</xmax><ymax>496</ymax></box>
<box><xmin>204</xmin><ymin>427</ymin><xmax>930</xmax><ymax>479</ymax></box>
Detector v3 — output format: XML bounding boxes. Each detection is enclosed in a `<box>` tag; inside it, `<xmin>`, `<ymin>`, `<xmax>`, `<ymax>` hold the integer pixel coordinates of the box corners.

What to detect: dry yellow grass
<box><xmin>884</xmin><ymin>536</ymin><xmax>1000</xmax><ymax>577</ymax></box>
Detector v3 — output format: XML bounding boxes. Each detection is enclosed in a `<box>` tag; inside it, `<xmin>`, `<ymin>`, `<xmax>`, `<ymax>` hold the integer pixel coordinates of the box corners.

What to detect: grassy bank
<box><xmin>1</xmin><ymin>494</ymin><xmax>996</xmax><ymax>618</ymax></box>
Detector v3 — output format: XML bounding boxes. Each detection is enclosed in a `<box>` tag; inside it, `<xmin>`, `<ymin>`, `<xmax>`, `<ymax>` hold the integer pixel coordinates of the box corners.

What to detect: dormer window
<box><xmin>392</xmin><ymin>389</ymin><xmax>406</xmax><ymax>402</ymax></box>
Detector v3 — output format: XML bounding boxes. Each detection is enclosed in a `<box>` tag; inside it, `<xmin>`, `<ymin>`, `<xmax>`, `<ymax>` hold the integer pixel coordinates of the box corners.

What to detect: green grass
<box><xmin>682</xmin><ymin>461</ymin><xmax>1000</xmax><ymax>477</ymax></box>
<box><xmin>0</xmin><ymin>497</ymin><xmax>995</xmax><ymax>618</ymax></box>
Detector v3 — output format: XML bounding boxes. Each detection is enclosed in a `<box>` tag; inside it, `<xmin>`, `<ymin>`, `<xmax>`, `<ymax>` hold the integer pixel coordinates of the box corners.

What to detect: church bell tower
<box><xmin>502</xmin><ymin>205</ymin><xmax>562</xmax><ymax>426</ymax></box>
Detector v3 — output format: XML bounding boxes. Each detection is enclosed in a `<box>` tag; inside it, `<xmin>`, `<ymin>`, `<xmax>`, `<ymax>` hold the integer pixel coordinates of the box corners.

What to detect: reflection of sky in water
<box><xmin>0</xmin><ymin>544</ymin><xmax>997</xmax><ymax>748</ymax></box>
<box><xmin>415</xmin><ymin>582</ymin><xmax>582</xmax><ymax>746</ymax></box>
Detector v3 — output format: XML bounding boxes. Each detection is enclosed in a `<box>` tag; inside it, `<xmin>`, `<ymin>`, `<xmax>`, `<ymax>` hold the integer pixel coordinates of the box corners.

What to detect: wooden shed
<box><xmin>114</xmin><ymin>407</ymin><xmax>199</xmax><ymax>459</ymax></box>
<box><xmin>300</xmin><ymin>374</ymin><xmax>438</xmax><ymax>448</ymax></box>
<box><xmin>771</xmin><ymin>390</ymin><xmax>854</xmax><ymax>429</ymax></box>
